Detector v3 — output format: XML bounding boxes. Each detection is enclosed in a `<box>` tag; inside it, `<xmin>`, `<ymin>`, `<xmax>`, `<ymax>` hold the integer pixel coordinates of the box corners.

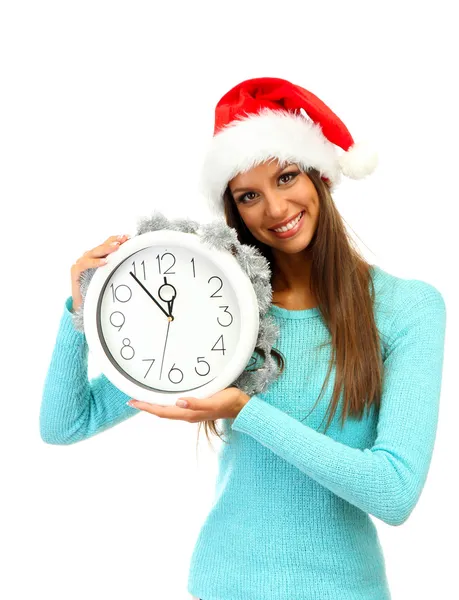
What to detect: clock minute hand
<box><xmin>129</xmin><ymin>272</ymin><xmax>170</xmax><ymax>319</ymax></box>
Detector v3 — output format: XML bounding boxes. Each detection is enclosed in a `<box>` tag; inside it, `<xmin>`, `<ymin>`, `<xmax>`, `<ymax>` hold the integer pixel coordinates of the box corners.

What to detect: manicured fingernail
<box><xmin>176</xmin><ymin>400</ymin><xmax>188</xmax><ymax>408</ymax></box>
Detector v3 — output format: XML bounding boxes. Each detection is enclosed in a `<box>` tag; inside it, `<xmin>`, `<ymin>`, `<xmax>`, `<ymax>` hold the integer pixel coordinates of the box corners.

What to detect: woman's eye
<box><xmin>238</xmin><ymin>192</ymin><xmax>257</xmax><ymax>204</ymax></box>
<box><xmin>279</xmin><ymin>171</ymin><xmax>298</xmax><ymax>184</ymax></box>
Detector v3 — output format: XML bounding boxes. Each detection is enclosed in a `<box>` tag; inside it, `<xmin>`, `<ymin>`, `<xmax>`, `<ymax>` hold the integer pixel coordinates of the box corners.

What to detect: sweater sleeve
<box><xmin>231</xmin><ymin>284</ymin><xmax>447</xmax><ymax>526</ymax></box>
<box><xmin>39</xmin><ymin>296</ymin><xmax>139</xmax><ymax>445</ymax></box>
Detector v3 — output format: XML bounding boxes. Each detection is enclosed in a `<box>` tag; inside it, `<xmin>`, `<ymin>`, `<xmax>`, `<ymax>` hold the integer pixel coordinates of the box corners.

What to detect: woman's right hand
<box><xmin>70</xmin><ymin>234</ymin><xmax>131</xmax><ymax>313</ymax></box>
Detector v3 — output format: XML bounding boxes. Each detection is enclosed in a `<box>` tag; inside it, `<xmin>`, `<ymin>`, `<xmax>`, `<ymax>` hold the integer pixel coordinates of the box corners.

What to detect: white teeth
<box><xmin>273</xmin><ymin>212</ymin><xmax>303</xmax><ymax>233</ymax></box>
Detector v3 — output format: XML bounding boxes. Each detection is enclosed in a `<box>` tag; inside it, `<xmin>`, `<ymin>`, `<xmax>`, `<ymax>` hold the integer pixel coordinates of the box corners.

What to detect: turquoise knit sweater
<box><xmin>40</xmin><ymin>265</ymin><xmax>447</xmax><ymax>600</ymax></box>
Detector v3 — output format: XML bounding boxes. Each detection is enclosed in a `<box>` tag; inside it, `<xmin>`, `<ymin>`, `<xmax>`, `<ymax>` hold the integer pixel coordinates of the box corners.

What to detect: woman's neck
<box><xmin>271</xmin><ymin>250</ymin><xmax>312</xmax><ymax>292</ymax></box>
<box><xmin>271</xmin><ymin>253</ymin><xmax>317</xmax><ymax>309</ymax></box>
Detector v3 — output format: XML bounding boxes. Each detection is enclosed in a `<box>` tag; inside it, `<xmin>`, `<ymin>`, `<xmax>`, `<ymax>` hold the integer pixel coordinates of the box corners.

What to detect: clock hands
<box><xmin>129</xmin><ymin>272</ymin><xmax>178</xmax><ymax>323</ymax></box>
<box><xmin>128</xmin><ymin>272</ymin><xmax>178</xmax><ymax>380</ymax></box>
<box><xmin>129</xmin><ymin>271</ymin><xmax>171</xmax><ymax>320</ymax></box>
<box><xmin>159</xmin><ymin>318</ymin><xmax>172</xmax><ymax>380</ymax></box>
<box><xmin>154</xmin><ymin>278</ymin><xmax>176</xmax><ymax>379</ymax></box>
<box><xmin>158</xmin><ymin>277</ymin><xmax>177</xmax><ymax>320</ymax></box>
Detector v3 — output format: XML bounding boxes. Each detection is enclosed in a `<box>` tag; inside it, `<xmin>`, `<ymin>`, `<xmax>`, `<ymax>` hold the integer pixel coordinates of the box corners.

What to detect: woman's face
<box><xmin>228</xmin><ymin>160</ymin><xmax>320</xmax><ymax>255</ymax></box>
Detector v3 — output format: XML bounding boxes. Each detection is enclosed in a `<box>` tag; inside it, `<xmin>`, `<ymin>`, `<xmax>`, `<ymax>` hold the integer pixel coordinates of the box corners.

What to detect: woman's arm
<box><xmin>231</xmin><ymin>284</ymin><xmax>447</xmax><ymax>526</ymax></box>
<box><xmin>39</xmin><ymin>296</ymin><xmax>139</xmax><ymax>445</ymax></box>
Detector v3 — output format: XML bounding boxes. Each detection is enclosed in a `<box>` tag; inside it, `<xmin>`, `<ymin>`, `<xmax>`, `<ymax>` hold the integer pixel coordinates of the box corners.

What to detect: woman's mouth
<box><xmin>270</xmin><ymin>211</ymin><xmax>305</xmax><ymax>239</ymax></box>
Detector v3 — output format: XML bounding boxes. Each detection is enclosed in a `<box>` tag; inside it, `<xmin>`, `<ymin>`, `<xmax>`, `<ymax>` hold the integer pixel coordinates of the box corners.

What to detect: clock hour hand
<box><xmin>129</xmin><ymin>272</ymin><xmax>170</xmax><ymax>319</ymax></box>
<box><xmin>158</xmin><ymin>277</ymin><xmax>177</xmax><ymax>319</ymax></box>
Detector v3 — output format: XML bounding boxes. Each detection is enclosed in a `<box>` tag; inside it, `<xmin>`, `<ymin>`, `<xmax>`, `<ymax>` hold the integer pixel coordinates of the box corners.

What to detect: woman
<box><xmin>40</xmin><ymin>77</ymin><xmax>447</xmax><ymax>600</ymax></box>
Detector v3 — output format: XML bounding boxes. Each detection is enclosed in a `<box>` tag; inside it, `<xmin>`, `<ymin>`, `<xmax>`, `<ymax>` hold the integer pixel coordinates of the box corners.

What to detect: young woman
<box><xmin>40</xmin><ymin>77</ymin><xmax>447</xmax><ymax>600</ymax></box>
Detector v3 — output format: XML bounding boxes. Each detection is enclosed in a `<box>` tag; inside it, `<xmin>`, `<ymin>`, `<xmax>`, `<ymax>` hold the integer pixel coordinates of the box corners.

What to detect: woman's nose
<box><xmin>263</xmin><ymin>190</ymin><xmax>291</xmax><ymax>219</ymax></box>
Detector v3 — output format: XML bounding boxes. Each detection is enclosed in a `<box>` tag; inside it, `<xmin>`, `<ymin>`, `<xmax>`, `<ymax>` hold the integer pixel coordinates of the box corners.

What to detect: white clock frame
<box><xmin>83</xmin><ymin>230</ymin><xmax>260</xmax><ymax>405</ymax></box>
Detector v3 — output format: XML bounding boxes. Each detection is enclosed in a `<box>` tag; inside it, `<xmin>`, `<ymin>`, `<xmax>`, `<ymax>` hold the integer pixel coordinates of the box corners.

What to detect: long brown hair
<box><xmin>196</xmin><ymin>167</ymin><xmax>387</xmax><ymax>452</ymax></box>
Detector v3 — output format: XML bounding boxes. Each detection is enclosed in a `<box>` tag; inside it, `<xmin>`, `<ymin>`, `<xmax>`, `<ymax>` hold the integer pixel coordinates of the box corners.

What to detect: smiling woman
<box><xmin>185</xmin><ymin>76</ymin><xmax>447</xmax><ymax>600</ymax></box>
<box><xmin>39</xmin><ymin>76</ymin><xmax>447</xmax><ymax>600</ymax></box>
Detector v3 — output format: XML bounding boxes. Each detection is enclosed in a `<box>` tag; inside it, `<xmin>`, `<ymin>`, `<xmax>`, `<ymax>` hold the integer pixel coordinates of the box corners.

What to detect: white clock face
<box><xmin>97</xmin><ymin>243</ymin><xmax>242</xmax><ymax>394</ymax></box>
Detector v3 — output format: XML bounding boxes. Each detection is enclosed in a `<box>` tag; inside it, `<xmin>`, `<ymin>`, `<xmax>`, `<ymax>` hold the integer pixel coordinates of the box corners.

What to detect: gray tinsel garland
<box><xmin>72</xmin><ymin>210</ymin><xmax>281</xmax><ymax>396</ymax></box>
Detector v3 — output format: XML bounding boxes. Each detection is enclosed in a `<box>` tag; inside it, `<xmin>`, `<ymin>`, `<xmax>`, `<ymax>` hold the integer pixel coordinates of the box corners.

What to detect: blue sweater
<box><xmin>40</xmin><ymin>265</ymin><xmax>447</xmax><ymax>600</ymax></box>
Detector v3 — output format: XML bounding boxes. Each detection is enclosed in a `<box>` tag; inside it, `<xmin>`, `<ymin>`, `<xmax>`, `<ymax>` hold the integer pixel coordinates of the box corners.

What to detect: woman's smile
<box><xmin>269</xmin><ymin>210</ymin><xmax>305</xmax><ymax>239</ymax></box>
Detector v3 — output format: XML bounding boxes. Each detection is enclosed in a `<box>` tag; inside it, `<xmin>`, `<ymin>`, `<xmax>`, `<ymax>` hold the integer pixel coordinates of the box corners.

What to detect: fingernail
<box><xmin>176</xmin><ymin>400</ymin><xmax>188</xmax><ymax>408</ymax></box>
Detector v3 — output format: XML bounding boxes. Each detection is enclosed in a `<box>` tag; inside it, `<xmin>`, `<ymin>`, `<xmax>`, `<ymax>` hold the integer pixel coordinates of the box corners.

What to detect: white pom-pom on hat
<box><xmin>338</xmin><ymin>140</ymin><xmax>378</xmax><ymax>179</ymax></box>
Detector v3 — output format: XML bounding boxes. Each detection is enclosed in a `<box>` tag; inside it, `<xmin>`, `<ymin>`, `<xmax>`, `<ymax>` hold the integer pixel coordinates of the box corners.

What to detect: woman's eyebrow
<box><xmin>231</xmin><ymin>164</ymin><xmax>293</xmax><ymax>194</ymax></box>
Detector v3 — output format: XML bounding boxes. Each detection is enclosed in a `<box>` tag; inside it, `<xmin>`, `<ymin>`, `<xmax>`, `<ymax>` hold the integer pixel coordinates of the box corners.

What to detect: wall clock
<box><xmin>73</xmin><ymin>211</ymin><xmax>281</xmax><ymax>405</ymax></box>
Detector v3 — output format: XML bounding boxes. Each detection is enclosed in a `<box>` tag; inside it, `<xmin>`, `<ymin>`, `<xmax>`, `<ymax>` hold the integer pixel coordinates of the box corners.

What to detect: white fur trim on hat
<box><xmin>199</xmin><ymin>108</ymin><xmax>342</xmax><ymax>213</ymax></box>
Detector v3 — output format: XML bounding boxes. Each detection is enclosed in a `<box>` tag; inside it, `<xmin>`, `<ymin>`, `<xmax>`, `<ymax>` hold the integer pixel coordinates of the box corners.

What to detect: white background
<box><xmin>1</xmin><ymin>1</ymin><xmax>457</xmax><ymax>598</ymax></box>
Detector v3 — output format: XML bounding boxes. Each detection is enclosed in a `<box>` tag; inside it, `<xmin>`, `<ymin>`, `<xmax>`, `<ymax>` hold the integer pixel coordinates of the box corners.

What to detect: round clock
<box><xmin>83</xmin><ymin>228</ymin><xmax>260</xmax><ymax>405</ymax></box>
<box><xmin>74</xmin><ymin>211</ymin><xmax>281</xmax><ymax>406</ymax></box>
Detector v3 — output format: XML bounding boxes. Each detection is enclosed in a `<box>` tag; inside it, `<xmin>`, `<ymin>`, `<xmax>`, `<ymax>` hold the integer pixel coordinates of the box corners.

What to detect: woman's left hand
<box><xmin>126</xmin><ymin>387</ymin><xmax>251</xmax><ymax>422</ymax></box>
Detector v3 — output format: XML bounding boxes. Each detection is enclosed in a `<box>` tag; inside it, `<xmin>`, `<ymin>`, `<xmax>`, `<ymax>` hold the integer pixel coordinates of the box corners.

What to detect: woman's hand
<box><xmin>70</xmin><ymin>234</ymin><xmax>131</xmax><ymax>312</ymax></box>
<box><xmin>127</xmin><ymin>387</ymin><xmax>251</xmax><ymax>422</ymax></box>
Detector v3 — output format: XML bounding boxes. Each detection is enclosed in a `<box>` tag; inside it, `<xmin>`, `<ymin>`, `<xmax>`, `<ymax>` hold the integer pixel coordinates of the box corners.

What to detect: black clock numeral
<box><xmin>168</xmin><ymin>363</ymin><xmax>184</xmax><ymax>384</ymax></box>
<box><xmin>195</xmin><ymin>356</ymin><xmax>210</xmax><ymax>377</ymax></box>
<box><xmin>191</xmin><ymin>257</ymin><xmax>196</xmax><ymax>278</ymax></box>
<box><xmin>142</xmin><ymin>358</ymin><xmax>155</xmax><ymax>379</ymax></box>
<box><xmin>131</xmin><ymin>260</ymin><xmax>147</xmax><ymax>280</ymax></box>
<box><xmin>111</xmin><ymin>283</ymin><xmax>132</xmax><ymax>303</ymax></box>
<box><xmin>211</xmin><ymin>334</ymin><xmax>226</xmax><ymax>355</ymax></box>
<box><xmin>156</xmin><ymin>251</ymin><xmax>176</xmax><ymax>275</ymax></box>
<box><xmin>120</xmin><ymin>338</ymin><xmax>135</xmax><ymax>360</ymax></box>
<box><xmin>247</xmin><ymin>355</ymin><xmax>258</xmax><ymax>370</ymax></box>
<box><xmin>217</xmin><ymin>305</ymin><xmax>233</xmax><ymax>327</ymax></box>
<box><xmin>208</xmin><ymin>275</ymin><xmax>223</xmax><ymax>298</ymax></box>
<box><xmin>109</xmin><ymin>311</ymin><xmax>125</xmax><ymax>331</ymax></box>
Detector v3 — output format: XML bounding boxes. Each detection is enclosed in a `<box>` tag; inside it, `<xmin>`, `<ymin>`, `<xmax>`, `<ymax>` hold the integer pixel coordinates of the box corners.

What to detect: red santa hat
<box><xmin>199</xmin><ymin>77</ymin><xmax>378</xmax><ymax>213</ymax></box>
